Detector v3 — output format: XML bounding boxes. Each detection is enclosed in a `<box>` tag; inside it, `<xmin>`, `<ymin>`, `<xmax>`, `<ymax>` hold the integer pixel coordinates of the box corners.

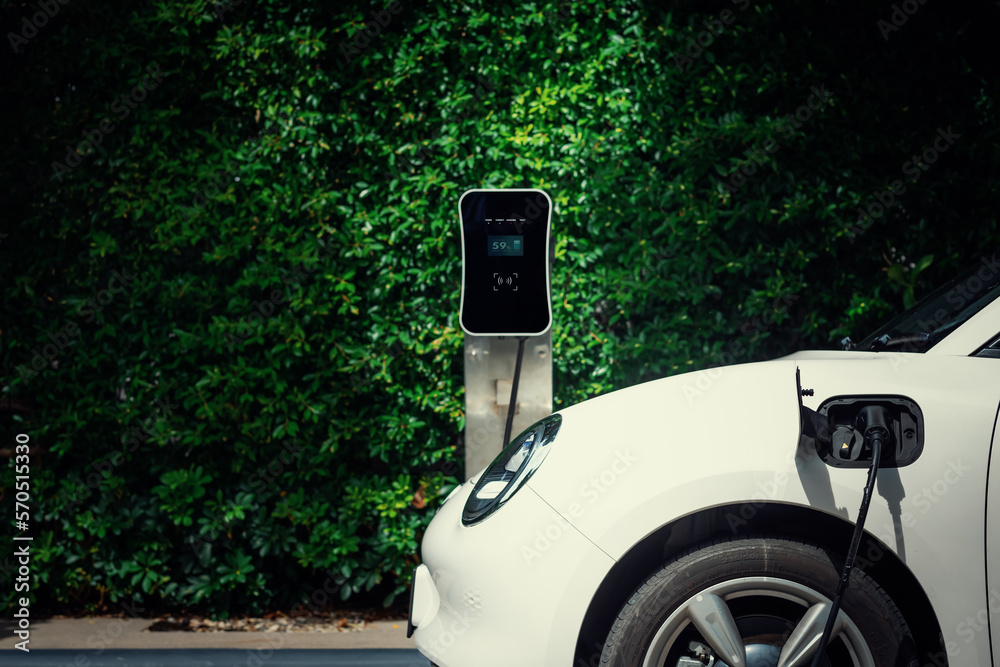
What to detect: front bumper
<box><xmin>409</xmin><ymin>480</ymin><xmax>615</xmax><ymax>667</ymax></box>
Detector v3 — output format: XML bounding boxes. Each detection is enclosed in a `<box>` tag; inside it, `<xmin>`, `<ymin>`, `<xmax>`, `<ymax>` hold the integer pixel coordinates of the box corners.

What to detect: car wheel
<box><xmin>600</xmin><ymin>536</ymin><xmax>917</xmax><ymax>667</ymax></box>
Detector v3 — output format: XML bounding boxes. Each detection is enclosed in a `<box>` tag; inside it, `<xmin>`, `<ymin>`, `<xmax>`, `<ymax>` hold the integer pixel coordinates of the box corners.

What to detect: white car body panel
<box><xmin>986</xmin><ymin>408</ymin><xmax>1000</xmax><ymax>666</ymax></box>
<box><xmin>414</xmin><ymin>273</ymin><xmax>1000</xmax><ymax>666</ymax></box>
<box><xmin>416</xmin><ymin>478</ymin><xmax>614</xmax><ymax>667</ymax></box>
<box><xmin>528</xmin><ymin>354</ymin><xmax>999</xmax><ymax>665</ymax></box>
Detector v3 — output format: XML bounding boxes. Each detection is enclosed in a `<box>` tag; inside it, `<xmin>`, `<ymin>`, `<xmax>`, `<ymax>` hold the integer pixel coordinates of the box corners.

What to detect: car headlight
<box><xmin>462</xmin><ymin>414</ymin><xmax>562</xmax><ymax>526</ymax></box>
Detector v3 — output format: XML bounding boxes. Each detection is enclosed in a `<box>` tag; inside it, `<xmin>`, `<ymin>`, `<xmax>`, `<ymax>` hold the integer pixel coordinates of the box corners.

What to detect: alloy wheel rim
<box><xmin>642</xmin><ymin>576</ymin><xmax>876</xmax><ymax>667</ymax></box>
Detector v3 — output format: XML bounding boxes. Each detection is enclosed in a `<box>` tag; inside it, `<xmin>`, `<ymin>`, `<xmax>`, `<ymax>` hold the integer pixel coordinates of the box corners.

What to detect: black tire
<box><xmin>600</xmin><ymin>536</ymin><xmax>917</xmax><ymax>667</ymax></box>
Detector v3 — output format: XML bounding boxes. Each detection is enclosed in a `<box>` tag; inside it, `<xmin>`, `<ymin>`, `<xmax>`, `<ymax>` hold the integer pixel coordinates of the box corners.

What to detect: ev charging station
<box><xmin>459</xmin><ymin>189</ymin><xmax>554</xmax><ymax>480</ymax></box>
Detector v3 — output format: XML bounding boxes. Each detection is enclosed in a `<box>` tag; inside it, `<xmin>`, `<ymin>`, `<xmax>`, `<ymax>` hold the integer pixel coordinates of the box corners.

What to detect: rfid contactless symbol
<box><xmin>458</xmin><ymin>189</ymin><xmax>552</xmax><ymax>337</ymax></box>
<box><xmin>493</xmin><ymin>273</ymin><xmax>518</xmax><ymax>291</ymax></box>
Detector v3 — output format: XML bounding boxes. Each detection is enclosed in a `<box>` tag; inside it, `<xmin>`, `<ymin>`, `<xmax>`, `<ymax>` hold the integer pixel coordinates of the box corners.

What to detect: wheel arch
<box><xmin>573</xmin><ymin>501</ymin><xmax>946</xmax><ymax>666</ymax></box>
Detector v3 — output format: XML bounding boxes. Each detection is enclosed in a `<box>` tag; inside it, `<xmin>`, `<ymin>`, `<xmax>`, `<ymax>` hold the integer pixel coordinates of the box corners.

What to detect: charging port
<box><xmin>813</xmin><ymin>395</ymin><xmax>923</xmax><ymax>468</ymax></box>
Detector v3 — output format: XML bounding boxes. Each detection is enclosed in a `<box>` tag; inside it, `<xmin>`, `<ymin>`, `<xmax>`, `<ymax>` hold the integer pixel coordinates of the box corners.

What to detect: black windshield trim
<box><xmin>857</xmin><ymin>255</ymin><xmax>1000</xmax><ymax>353</ymax></box>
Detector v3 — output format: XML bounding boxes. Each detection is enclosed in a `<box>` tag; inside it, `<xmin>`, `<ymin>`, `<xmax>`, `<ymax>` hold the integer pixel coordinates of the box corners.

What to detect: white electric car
<box><xmin>409</xmin><ymin>255</ymin><xmax>1000</xmax><ymax>667</ymax></box>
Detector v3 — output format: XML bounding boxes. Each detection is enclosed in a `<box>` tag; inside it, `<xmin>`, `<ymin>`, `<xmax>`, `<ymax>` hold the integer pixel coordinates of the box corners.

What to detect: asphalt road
<box><xmin>0</xmin><ymin>649</ymin><xmax>430</xmax><ymax>666</ymax></box>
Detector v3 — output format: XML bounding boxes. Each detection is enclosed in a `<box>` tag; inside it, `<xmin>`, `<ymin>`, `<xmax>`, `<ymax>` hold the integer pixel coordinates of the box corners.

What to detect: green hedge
<box><xmin>2</xmin><ymin>0</ymin><xmax>999</xmax><ymax>616</ymax></box>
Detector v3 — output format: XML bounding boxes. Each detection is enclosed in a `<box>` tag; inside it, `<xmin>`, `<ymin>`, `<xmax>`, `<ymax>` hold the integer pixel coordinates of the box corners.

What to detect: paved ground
<box><xmin>0</xmin><ymin>648</ymin><xmax>428</xmax><ymax>666</ymax></box>
<box><xmin>0</xmin><ymin>616</ymin><xmax>417</xmax><ymax>650</ymax></box>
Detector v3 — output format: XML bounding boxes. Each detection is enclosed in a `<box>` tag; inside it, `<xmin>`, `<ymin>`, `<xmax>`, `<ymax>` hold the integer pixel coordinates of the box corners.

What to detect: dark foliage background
<box><xmin>1</xmin><ymin>0</ymin><xmax>998</xmax><ymax>616</ymax></box>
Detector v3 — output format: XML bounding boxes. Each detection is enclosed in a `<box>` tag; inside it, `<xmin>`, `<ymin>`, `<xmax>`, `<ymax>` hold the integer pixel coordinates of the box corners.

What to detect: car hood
<box><xmin>525</xmin><ymin>356</ymin><xmax>804</xmax><ymax>553</ymax></box>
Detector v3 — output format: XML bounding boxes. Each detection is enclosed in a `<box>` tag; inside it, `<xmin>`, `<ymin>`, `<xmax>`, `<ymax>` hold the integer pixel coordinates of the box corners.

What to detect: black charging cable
<box><xmin>810</xmin><ymin>407</ymin><xmax>890</xmax><ymax>666</ymax></box>
<box><xmin>501</xmin><ymin>336</ymin><xmax>528</xmax><ymax>448</ymax></box>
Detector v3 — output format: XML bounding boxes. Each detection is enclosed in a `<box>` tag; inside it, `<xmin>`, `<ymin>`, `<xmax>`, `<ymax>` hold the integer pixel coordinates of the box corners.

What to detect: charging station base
<box><xmin>463</xmin><ymin>333</ymin><xmax>553</xmax><ymax>480</ymax></box>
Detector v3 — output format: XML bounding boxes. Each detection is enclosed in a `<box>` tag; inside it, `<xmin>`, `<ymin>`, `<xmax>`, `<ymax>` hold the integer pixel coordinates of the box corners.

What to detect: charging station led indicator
<box><xmin>488</xmin><ymin>235</ymin><xmax>523</xmax><ymax>257</ymax></box>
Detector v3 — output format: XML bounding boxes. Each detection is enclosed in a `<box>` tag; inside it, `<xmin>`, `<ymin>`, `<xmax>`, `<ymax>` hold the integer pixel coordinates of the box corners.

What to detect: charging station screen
<box><xmin>488</xmin><ymin>235</ymin><xmax>523</xmax><ymax>257</ymax></box>
<box><xmin>459</xmin><ymin>189</ymin><xmax>552</xmax><ymax>336</ymax></box>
